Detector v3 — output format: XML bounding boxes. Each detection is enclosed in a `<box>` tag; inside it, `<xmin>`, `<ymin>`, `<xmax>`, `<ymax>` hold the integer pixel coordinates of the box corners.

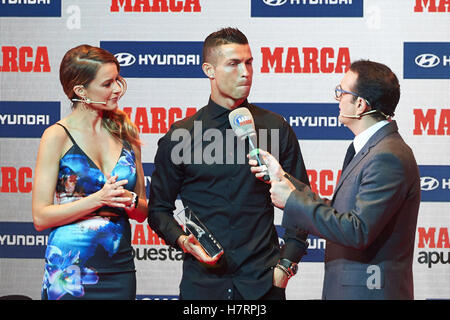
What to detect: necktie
<box><xmin>341</xmin><ymin>142</ymin><xmax>355</xmax><ymax>172</ymax></box>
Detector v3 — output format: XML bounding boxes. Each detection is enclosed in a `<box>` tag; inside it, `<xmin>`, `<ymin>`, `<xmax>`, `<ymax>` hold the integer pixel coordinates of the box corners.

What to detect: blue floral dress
<box><xmin>41</xmin><ymin>123</ymin><xmax>137</xmax><ymax>300</ymax></box>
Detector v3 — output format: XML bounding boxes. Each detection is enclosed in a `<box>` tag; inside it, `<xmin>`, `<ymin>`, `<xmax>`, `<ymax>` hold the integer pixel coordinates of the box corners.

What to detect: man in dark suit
<box><xmin>250</xmin><ymin>60</ymin><xmax>421</xmax><ymax>299</ymax></box>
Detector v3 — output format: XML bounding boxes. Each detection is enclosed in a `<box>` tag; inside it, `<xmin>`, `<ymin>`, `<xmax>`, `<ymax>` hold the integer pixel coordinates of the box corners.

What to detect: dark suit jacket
<box><xmin>282</xmin><ymin>121</ymin><xmax>421</xmax><ymax>299</ymax></box>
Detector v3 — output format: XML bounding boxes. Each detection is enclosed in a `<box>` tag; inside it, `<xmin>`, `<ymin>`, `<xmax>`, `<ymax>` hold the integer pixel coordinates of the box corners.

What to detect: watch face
<box><xmin>280</xmin><ymin>259</ymin><xmax>298</xmax><ymax>275</ymax></box>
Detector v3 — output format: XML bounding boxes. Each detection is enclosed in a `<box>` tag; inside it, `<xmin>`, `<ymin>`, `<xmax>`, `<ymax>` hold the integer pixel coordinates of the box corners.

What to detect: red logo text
<box><xmin>0</xmin><ymin>46</ymin><xmax>50</xmax><ymax>72</ymax></box>
<box><xmin>414</xmin><ymin>0</ymin><xmax>450</xmax><ymax>12</ymax></box>
<box><xmin>413</xmin><ymin>109</ymin><xmax>450</xmax><ymax>135</ymax></box>
<box><xmin>307</xmin><ymin>169</ymin><xmax>342</xmax><ymax>198</ymax></box>
<box><xmin>0</xmin><ymin>167</ymin><xmax>33</xmax><ymax>193</ymax></box>
<box><xmin>261</xmin><ymin>47</ymin><xmax>350</xmax><ymax>74</ymax></box>
<box><xmin>110</xmin><ymin>0</ymin><xmax>201</xmax><ymax>12</ymax></box>
<box><xmin>418</xmin><ymin>227</ymin><xmax>450</xmax><ymax>248</ymax></box>
<box><xmin>122</xmin><ymin>106</ymin><xmax>197</xmax><ymax>134</ymax></box>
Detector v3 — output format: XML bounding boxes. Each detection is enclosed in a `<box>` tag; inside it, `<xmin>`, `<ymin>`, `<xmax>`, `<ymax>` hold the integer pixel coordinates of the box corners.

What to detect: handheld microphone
<box><xmin>229</xmin><ymin>107</ymin><xmax>270</xmax><ymax>182</ymax></box>
<box><xmin>72</xmin><ymin>98</ymin><xmax>107</xmax><ymax>105</ymax></box>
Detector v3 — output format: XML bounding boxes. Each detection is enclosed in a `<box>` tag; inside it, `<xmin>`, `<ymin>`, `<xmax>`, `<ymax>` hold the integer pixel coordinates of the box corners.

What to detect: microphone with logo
<box><xmin>229</xmin><ymin>107</ymin><xmax>270</xmax><ymax>181</ymax></box>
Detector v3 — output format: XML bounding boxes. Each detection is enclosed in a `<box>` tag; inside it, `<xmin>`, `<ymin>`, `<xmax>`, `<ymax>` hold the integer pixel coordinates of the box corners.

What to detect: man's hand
<box><xmin>248</xmin><ymin>149</ymin><xmax>296</xmax><ymax>208</ymax></box>
<box><xmin>248</xmin><ymin>149</ymin><xmax>285</xmax><ymax>183</ymax></box>
<box><xmin>270</xmin><ymin>178</ymin><xmax>296</xmax><ymax>209</ymax></box>
<box><xmin>177</xmin><ymin>234</ymin><xmax>223</xmax><ymax>265</ymax></box>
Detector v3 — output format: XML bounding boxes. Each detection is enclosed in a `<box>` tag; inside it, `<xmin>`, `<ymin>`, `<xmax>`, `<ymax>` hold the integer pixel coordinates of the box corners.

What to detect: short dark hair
<box><xmin>350</xmin><ymin>60</ymin><xmax>400</xmax><ymax>119</ymax></box>
<box><xmin>202</xmin><ymin>27</ymin><xmax>248</xmax><ymax>64</ymax></box>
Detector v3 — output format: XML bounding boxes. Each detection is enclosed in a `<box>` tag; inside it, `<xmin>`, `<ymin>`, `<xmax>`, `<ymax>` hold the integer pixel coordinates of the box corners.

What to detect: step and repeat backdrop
<box><xmin>0</xmin><ymin>0</ymin><xmax>449</xmax><ymax>300</ymax></box>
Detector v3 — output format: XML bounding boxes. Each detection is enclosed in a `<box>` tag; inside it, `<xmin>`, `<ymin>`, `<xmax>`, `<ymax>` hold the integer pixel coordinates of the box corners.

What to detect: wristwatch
<box><xmin>276</xmin><ymin>258</ymin><xmax>298</xmax><ymax>279</ymax></box>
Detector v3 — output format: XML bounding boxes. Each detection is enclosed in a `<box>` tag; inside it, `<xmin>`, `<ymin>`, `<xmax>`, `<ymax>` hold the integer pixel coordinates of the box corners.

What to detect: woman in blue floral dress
<box><xmin>32</xmin><ymin>45</ymin><xmax>148</xmax><ymax>300</ymax></box>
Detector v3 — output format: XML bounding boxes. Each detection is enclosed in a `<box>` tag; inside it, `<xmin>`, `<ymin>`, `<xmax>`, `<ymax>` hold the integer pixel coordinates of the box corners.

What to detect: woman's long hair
<box><xmin>59</xmin><ymin>44</ymin><xmax>141</xmax><ymax>147</ymax></box>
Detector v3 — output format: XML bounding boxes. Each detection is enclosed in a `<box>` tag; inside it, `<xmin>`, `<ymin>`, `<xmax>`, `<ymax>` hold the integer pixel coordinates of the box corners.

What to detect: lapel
<box><xmin>333</xmin><ymin>121</ymin><xmax>399</xmax><ymax>200</ymax></box>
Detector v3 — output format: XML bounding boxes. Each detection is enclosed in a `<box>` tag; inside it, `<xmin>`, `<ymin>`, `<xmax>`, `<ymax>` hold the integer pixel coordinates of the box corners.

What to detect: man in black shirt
<box><xmin>148</xmin><ymin>27</ymin><xmax>309</xmax><ymax>300</ymax></box>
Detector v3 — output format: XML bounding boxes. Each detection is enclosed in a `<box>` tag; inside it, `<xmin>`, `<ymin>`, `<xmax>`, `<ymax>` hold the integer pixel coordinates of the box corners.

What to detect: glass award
<box><xmin>176</xmin><ymin>207</ymin><xmax>224</xmax><ymax>259</ymax></box>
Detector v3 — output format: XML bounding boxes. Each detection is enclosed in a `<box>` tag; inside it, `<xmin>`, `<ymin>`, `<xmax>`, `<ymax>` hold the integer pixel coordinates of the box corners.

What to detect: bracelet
<box><xmin>128</xmin><ymin>192</ymin><xmax>138</xmax><ymax>209</ymax></box>
<box><xmin>133</xmin><ymin>193</ymin><xmax>139</xmax><ymax>208</ymax></box>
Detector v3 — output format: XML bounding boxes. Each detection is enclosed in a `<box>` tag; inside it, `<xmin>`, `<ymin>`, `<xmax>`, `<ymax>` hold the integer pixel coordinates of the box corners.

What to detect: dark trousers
<box><xmin>179</xmin><ymin>285</ymin><xmax>286</xmax><ymax>300</ymax></box>
<box><xmin>233</xmin><ymin>285</ymin><xmax>286</xmax><ymax>300</ymax></box>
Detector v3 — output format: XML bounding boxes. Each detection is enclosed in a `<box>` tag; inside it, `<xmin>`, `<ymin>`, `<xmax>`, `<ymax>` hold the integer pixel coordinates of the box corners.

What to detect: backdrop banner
<box><xmin>0</xmin><ymin>0</ymin><xmax>449</xmax><ymax>300</ymax></box>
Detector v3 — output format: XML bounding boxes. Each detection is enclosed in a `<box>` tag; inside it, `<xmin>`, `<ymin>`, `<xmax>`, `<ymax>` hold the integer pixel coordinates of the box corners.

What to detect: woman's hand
<box><xmin>97</xmin><ymin>175</ymin><xmax>132</xmax><ymax>208</ymax></box>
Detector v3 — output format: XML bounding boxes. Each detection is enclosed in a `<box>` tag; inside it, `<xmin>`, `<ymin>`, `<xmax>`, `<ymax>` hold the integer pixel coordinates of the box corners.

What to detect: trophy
<box><xmin>176</xmin><ymin>207</ymin><xmax>224</xmax><ymax>259</ymax></box>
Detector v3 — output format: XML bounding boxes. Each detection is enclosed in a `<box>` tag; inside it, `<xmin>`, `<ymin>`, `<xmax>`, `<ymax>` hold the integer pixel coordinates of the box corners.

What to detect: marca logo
<box><xmin>413</xmin><ymin>109</ymin><xmax>450</xmax><ymax>135</ymax></box>
<box><xmin>0</xmin><ymin>101</ymin><xmax>60</xmax><ymax>138</ymax></box>
<box><xmin>100</xmin><ymin>41</ymin><xmax>204</xmax><ymax>78</ymax></box>
<box><xmin>404</xmin><ymin>42</ymin><xmax>450</xmax><ymax>79</ymax></box>
<box><xmin>0</xmin><ymin>222</ymin><xmax>49</xmax><ymax>259</ymax></box>
<box><xmin>122</xmin><ymin>106</ymin><xmax>197</xmax><ymax>134</ymax></box>
<box><xmin>414</xmin><ymin>0</ymin><xmax>450</xmax><ymax>12</ymax></box>
<box><xmin>1</xmin><ymin>166</ymin><xmax>33</xmax><ymax>193</ymax></box>
<box><xmin>251</xmin><ymin>0</ymin><xmax>363</xmax><ymax>17</ymax></box>
<box><xmin>418</xmin><ymin>227</ymin><xmax>450</xmax><ymax>249</ymax></box>
<box><xmin>417</xmin><ymin>227</ymin><xmax>450</xmax><ymax>269</ymax></box>
<box><xmin>308</xmin><ymin>169</ymin><xmax>342</xmax><ymax>198</ymax></box>
<box><xmin>110</xmin><ymin>0</ymin><xmax>201</xmax><ymax>12</ymax></box>
<box><xmin>255</xmin><ymin>103</ymin><xmax>353</xmax><ymax>140</ymax></box>
<box><xmin>0</xmin><ymin>0</ymin><xmax>61</xmax><ymax>17</ymax></box>
<box><xmin>0</xmin><ymin>46</ymin><xmax>51</xmax><ymax>72</ymax></box>
<box><xmin>261</xmin><ymin>47</ymin><xmax>350</xmax><ymax>74</ymax></box>
<box><xmin>131</xmin><ymin>222</ymin><xmax>166</xmax><ymax>246</ymax></box>
<box><xmin>418</xmin><ymin>165</ymin><xmax>450</xmax><ymax>202</ymax></box>
<box><xmin>131</xmin><ymin>219</ymin><xmax>184</xmax><ymax>261</ymax></box>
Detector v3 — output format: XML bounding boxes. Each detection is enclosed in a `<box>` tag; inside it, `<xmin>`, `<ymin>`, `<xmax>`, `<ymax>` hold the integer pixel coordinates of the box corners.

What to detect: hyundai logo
<box><xmin>420</xmin><ymin>177</ymin><xmax>439</xmax><ymax>191</ymax></box>
<box><xmin>114</xmin><ymin>52</ymin><xmax>136</xmax><ymax>67</ymax></box>
<box><xmin>415</xmin><ymin>54</ymin><xmax>440</xmax><ymax>68</ymax></box>
<box><xmin>263</xmin><ymin>0</ymin><xmax>288</xmax><ymax>6</ymax></box>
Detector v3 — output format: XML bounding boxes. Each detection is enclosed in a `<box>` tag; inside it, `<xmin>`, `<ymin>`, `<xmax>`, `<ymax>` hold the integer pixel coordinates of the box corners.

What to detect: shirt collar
<box><xmin>206</xmin><ymin>97</ymin><xmax>250</xmax><ymax>120</ymax></box>
<box><xmin>353</xmin><ymin>120</ymin><xmax>389</xmax><ymax>154</ymax></box>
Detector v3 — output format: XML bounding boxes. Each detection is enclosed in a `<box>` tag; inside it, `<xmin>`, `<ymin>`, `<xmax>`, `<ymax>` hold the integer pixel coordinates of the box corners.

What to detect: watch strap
<box><xmin>277</xmin><ymin>258</ymin><xmax>298</xmax><ymax>279</ymax></box>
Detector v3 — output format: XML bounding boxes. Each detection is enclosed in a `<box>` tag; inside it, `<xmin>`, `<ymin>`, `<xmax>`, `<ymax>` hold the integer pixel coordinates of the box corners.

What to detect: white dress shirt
<box><xmin>353</xmin><ymin>120</ymin><xmax>390</xmax><ymax>155</ymax></box>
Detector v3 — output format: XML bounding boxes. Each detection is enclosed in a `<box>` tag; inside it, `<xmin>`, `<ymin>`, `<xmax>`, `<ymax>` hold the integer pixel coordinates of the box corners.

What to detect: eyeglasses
<box><xmin>335</xmin><ymin>84</ymin><xmax>359</xmax><ymax>100</ymax></box>
<box><xmin>334</xmin><ymin>85</ymin><xmax>371</xmax><ymax>106</ymax></box>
